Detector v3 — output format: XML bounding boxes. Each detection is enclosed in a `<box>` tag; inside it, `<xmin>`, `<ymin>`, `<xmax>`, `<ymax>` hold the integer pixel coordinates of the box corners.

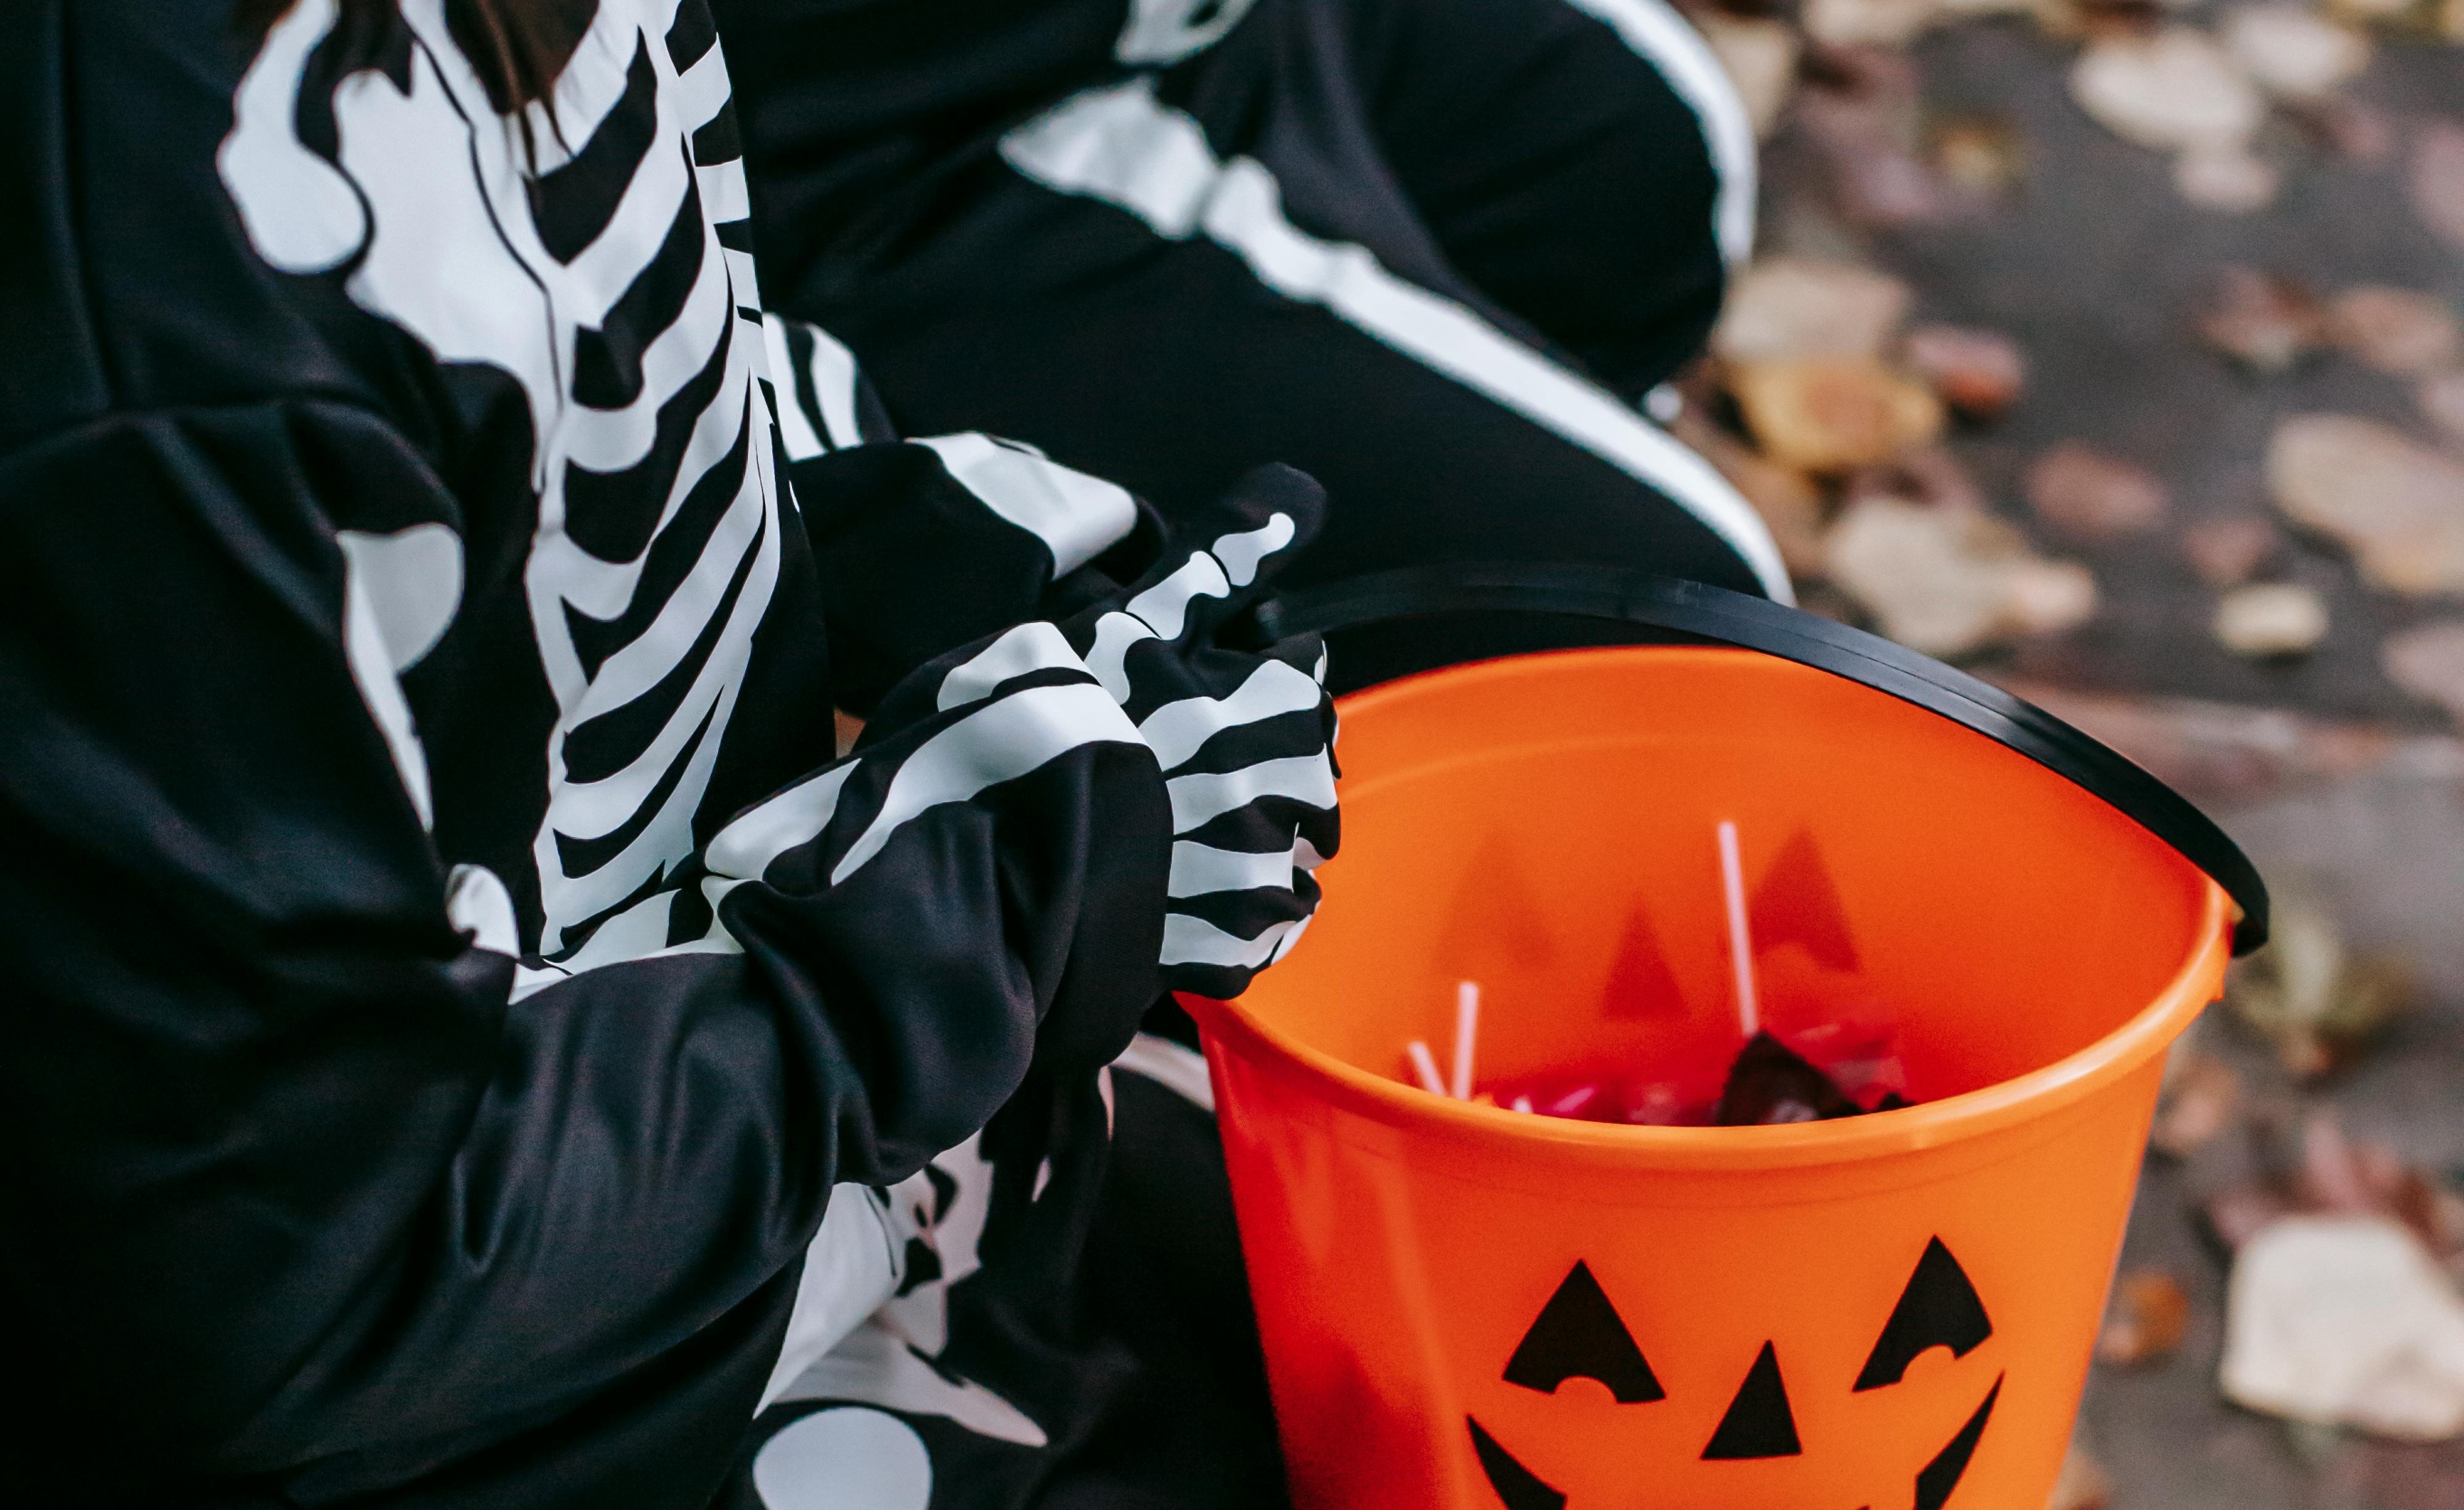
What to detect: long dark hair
<box><xmin>237</xmin><ymin>0</ymin><xmax>594</xmax><ymax>115</ymax></box>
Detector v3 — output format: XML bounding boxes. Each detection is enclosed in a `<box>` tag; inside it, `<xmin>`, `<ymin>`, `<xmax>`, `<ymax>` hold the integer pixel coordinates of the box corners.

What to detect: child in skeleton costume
<box><xmin>713</xmin><ymin>0</ymin><xmax>1791</xmax><ymax>691</ymax></box>
<box><xmin>0</xmin><ymin>3</ymin><xmax>1334</xmax><ymax>1506</ymax></box>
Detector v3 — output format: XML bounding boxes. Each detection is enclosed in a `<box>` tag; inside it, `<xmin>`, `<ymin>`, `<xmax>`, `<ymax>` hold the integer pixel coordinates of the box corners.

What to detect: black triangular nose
<box><xmin>1702</xmin><ymin>1342</ymin><xmax>1802</xmax><ymax>1459</ymax></box>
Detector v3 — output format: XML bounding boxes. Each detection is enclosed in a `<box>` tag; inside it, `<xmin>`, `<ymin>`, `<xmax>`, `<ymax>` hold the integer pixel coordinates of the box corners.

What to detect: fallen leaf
<box><xmin>1903</xmin><ymin>323</ymin><xmax>2027</xmax><ymax>419</ymax></box>
<box><xmin>2384</xmin><ymin>621</ymin><xmax>2464</xmax><ymax>723</ymax></box>
<box><xmin>2100</xmin><ymin>1269</ymin><xmax>2194</xmax><ymax>1364</ymax></box>
<box><xmin>1671</xmin><ymin>411</ymin><xmax>1833</xmax><ymax>580</ymax></box>
<box><xmin>2035</xmin><ymin>0</ymin><xmax>2167</xmax><ymax>44</ymax></box>
<box><xmin>2327</xmin><ymin>0</ymin><xmax>2422</xmax><ymax>25</ymax></box>
<box><xmin>1696</xmin><ymin>14</ymin><xmax>1802</xmax><ymax>140</ymax></box>
<box><xmin>2072</xmin><ymin>29</ymin><xmax>2267</xmax><ymax>156</ymax></box>
<box><xmin>2045</xmin><ymin>1433</ymin><xmax>2115</xmax><ymax>1510</ymax></box>
<box><xmin>1931</xmin><ymin>115</ymin><xmax>2028</xmax><ymax>197</ymax></box>
<box><xmin>1795</xmin><ymin>45</ymin><xmax>1949</xmax><ymax>227</ymax></box>
<box><xmin>2202</xmin><ymin>267</ymin><xmax>2331</xmax><ymax>373</ymax></box>
<box><xmin>2176</xmin><ymin>144</ymin><xmax>2281</xmax><ymax>212</ymax></box>
<box><xmin>2151</xmin><ymin>1051</ymin><xmax>2243</xmax><ymax>1156</ymax></box>
<box><xmin>2027</xmin><ymin>442</ymin><xmax>2170</xmax><ymax>536</ymax></box>
<box><xmin>2268</xmin><ymin>415</ymin><xmax>2464</xmax><ymax>594</ymax></box>
<box><xmin>2216</xmin><ymin>581</ymin><xmax>2331</xmax><ymax>657</ymax></box>
<box><xmin>2321</xmin><ymin>0</ymin><xmax>2464</xmax><ymax>33</ymax></box>
<box><xmin>2209</xmin><ymin>1181</ymin><xmax>2301</xmax><ymax>1249</ymax></box>
<box><xmin>2226</xmin><ymin>883</ymin><xmax>2418</xmax><ymax>1077</ymax></box>
<box><xmin>2415</xmin><ymin>122</ymin><xmax>2464</xmax><ymax>255</ymax></box>
<box><xmin>2356</xmin><ymin>1436</ymin><xmax>2464</xmax><ymax>1510</ymax></box>
<box><xmin>2181</xmin><ymin>514</ymin><xmax>2280</xmax><ymax>586</ymax></box>
<box><xmin>1803</xmin><ymin>0</ymin><xmax>1940</xmax><ymax>49</ymax></box>
<box><xmin>1826</xmin><ymin>496</ymin><xmax>2098</xmax><ymax>655</ymax></box>
<box><xmin>2330</xmin><ymin>287</ymin><xmax>2463</xmax><ymax>377</ymax></box>
<box><xmin>2219</xmin><ymin>1215</ymin><xmax>2464</xmax><ymax>1440</ymax></box>
<box><xmin>1713</xmin><ymin>258</ymin><xmax>1912</xmax><ymax>363</ymax></box>
<box><xmin>1730</xmin><ymin>356</ymin><xmax>1945</xmax><ymax>472</ymax></box>
<box><xmin>2298</xmin><ymin>96</ymin><xmax>2400</xmax><ymax>164</ymax></box>
<box><xmin>2262</xmin><ymin>1111</ymin><xmax>2464</xmax><ymax>1266</ymax></box>
<box><xmin>2422</xmin><ymin>372</ymin><xmax>2464</xmax><ymax>444</ymax></box>
<box><xmin>1844</xmin><ymin>444</ymin><xmax>1987</xmax><ymax>514</ymax></box>
<box><xmin>2223</xmin><ymin>5</ymin><xmax>2372</xmax><ymax>100</ymax></box>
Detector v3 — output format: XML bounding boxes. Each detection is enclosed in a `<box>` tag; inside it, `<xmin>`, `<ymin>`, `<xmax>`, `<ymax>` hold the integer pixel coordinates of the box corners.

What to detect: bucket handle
<box><xmin>1243</xmin><ymin>563</ymin><xmax>2269</xmax><ymax>955</ymax></box>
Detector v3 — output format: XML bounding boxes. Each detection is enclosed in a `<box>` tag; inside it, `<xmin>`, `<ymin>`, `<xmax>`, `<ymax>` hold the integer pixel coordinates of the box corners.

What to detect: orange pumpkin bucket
<box><xmin>1188</xmin><ymin>570</ymin><xmax>2265</xmax><ymax>1510</ymax></box>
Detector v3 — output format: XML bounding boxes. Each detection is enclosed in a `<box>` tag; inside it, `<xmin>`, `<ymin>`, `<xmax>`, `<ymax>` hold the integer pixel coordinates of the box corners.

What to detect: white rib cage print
<box><xmin>222</xmin><ymin>0</ymin><xmax>782</xmax><ymax>958</ymax></box>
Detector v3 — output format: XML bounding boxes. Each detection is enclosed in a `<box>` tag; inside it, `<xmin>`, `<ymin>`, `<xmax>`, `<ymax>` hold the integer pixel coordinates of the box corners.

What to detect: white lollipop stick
<box><xmin>1451</xmin><ymin>981</ymin><xmax>1480</xmax><ymax>1100</ymax></box>
<box><xmin>1406</xmin><ymin>1040</ymin><xmax>1448</xmax><ymax>1097</ymax></box>
<box><xmin>1718</xmin><ymin>820</ymin><xmax>1759</xmax><ymax>1038</ymax></box>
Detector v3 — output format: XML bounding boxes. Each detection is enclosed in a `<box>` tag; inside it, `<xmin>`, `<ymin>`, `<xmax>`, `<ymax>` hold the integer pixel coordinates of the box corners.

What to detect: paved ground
<box><xmin>1741</xmin><ymin>10</ymin><xmax>2464</xmax><ymax>1504</ymax></box>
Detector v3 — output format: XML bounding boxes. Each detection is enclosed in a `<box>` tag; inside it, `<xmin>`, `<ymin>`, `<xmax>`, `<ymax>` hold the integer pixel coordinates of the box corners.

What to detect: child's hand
<box><xmin>1053</xmin><ymin>464</ymin><xmax>1339</xmax><ymax>1005</ymax></box>
<box><xmin>851</xmin><ymin>465</ymin><xmax>1338</xmax><ymax>1070</ymax></box>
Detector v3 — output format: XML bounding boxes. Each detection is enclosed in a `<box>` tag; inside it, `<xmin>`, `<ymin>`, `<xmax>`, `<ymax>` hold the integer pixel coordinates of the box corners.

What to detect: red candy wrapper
<box><xmin>1480</xmin><ymin>1024</ymin><xmax>1912</xmax><ymax>1128</ymax></box>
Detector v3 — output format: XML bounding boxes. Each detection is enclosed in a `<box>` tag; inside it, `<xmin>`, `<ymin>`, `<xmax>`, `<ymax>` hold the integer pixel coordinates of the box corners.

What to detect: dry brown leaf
<box><xmin>2226</xmin><ymin>884</ymin><xmax>2418</xmax><ymax>1077</ymax></box>
<box><xmin>2220</xmin><ymin>1216</ymin><xmax>2464</xmax><ymax>1440</ymax></box>
<box><xmin>2027</xmin><ymin>442</ymin><xmax>2170</xmax><ymax>537</ymax></box>
<box><xmin>2421</xmin><ymin>372</ymin><xmax>2464</xmax><ymax>444</ymax></box>
<box><xmin>2176</xmin><ymin>145</ymin><xmax>2281</xmax><ymax>212</ymax></box>
<box><xmin>1803</xmin><ymin>0</ymin><xmax>1940</xmax><ymax>48</ymax></box>
<box><xmin>1696</xmin><ymin>14</ymin><xmax>1802</xmax><ymax>140</ymax></box>
<box><xmin>1670</xmin><ymin>411</ymin><xmax>1832</xmax><ymax>580</ymax></box>
<box><xmin>1826</xmin><ymin>497</ymin><xmax>2097</xmax><ymax>655</ymax></box>
<box><xmin>2384</xmin><ymin>621</ymin><xmax>2464</xmax><ymax>723</ymax></box>
<box><xmin>2299</xmin><ymin>96</ymin><xmax>2400</xmax><ymax>164</ymax></box>
<box><xmin>2201</xmin><ymin>268</ymin><xmax>2329</xmax><ymax>373</ymax></box>
<box><xmin>2215</xmin><ymin>582</ymin><xmax>2330</xmax><ymax>657</ymax></box>
<box><xmin>1713</xmin><ymin>258</ymin><xmax>1912</xmax><ymax>363</ymax></box>
<box><xmin>2356</xmin><ymin>1437</ymin><xmax>2464</xmax><ymax>1510</ymax></box>
<box><xmin>2330</xmin><ymin>287</ymin><xmax>2463</xmax><ymax>377</ymax></box>
<box><xmin>2223</xmin><ymin>5</ymin><xmax>2372</xmax><ymax>100</ymax></box>
<box><xmin>2181</xmin><ymin>514</ymin><xmax>2280</xmax><ymax>586</ymax></box>
<box><xmin>2261</xmin><ymin>1112</ymin><xmax>2464</xmax><ymax>1264</ymax></box>
<box><xmin>1844</xmin><ymin>445</ymin><xmax>1987</xmax><ymax>514</ymax></box>
<box><xmin>2327</xmin><ymin>0</ymin><xmax>2422</xmax><ymax>25</ymax></box>
<box><xmin>2150</xmin><ymin>1052</ymin><xmax>2243</xmax><ymax>1156</ymax></box>
<box><xmin>1903</xmin><ymin>324</ymin><xmax>2027</xmax><ymax>419</ymax></box>
<box><xmin>2072</xmin><ymin>29</ymin><xmax>2266</xmax><ymax>156</ymax></box>
<box><xmin>2100</xmin><ymin>1270</ymin><xmax>2193</xmax><ymax>1365</ymax></box>
<box><xmin>2036</xmin><ymin>0</ymin><xmax>2167</xmax><ymax>42</ymax></box>
<box><xmin>1730</xmin><ymin>356</ymin><xmax>1945</xmax><ymax>472</ymax></box>
<box><xmin>1795</xmin><ymin>45</ymin><xmax>1949</xmax><ymax>227</ymax></box>
<box><xmin>2415</xmin><ymin>121</ymin><xmax>2464</xmax><ymax>255</ymax></box>
<box><xmin>1931</xmin><ymin>116</ymin><xmax>2027</xmax><ymax>197</ymax></box>
<box><xmin>2269</xmin><ymin>415</ymin><xmax>2464</xmax><ymax>594</ymax></box>
<box><xmin>2208</xmin><ymin>1182</ymin><xmax>2300</xmax><ymax>1249</ymax></box>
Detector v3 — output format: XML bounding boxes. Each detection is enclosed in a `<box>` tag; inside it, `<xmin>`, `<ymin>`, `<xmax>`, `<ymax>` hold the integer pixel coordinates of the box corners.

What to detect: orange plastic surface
<box><xmin>1184</xmin><ymin>646</ymin><xmax>2233</xmax><ymax>1510</ymax></box>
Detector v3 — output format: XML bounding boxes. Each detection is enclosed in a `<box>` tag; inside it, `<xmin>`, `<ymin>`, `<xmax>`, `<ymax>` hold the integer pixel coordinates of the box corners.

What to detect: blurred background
<box><xmin>1665</xmin><ymin>0</ymin><xmax>2464</xmax><ymax>1502</ymax></box>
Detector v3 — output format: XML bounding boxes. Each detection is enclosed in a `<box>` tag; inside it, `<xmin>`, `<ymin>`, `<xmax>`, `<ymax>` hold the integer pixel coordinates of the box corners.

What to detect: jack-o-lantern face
<box><xmin>1467</xmin><ymin>1238</ymin><xmax>2001</xmax><ymax>1510</ymax></box>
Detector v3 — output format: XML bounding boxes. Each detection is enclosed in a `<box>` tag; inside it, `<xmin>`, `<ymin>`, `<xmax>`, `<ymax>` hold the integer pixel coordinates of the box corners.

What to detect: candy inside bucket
<box><xmin>1399</xmin><ymin>820</ymin><xmax>1916</xmax><ymax>1127</ymax></box>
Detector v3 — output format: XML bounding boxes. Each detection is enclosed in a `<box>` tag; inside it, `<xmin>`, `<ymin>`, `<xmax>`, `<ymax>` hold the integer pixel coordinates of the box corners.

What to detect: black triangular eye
<box><xmin>1702</xmin><ymin>1342</ymin><xmax>1801</xmax><ymax>1459</ymax></box>
<box><xmin>1503</xmin><ymin>1261</ymin><xmax>1665</xmax><ymax>1403</ymax></box>
<box><xmin>1855</xmin><ymin>1237</ymin><xmax>1994</xmax><ymax>1391</ymax></box>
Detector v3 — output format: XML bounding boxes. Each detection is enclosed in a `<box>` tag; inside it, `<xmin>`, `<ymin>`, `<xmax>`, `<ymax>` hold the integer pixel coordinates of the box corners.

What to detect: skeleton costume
<box><xmin>715</xmin><ymin>0</ymin><xmax>1790</xmax><ymax>691</ymax></box>
<box><xmin>0</xmin><ymin>3</ymin><xmax>1333</xmax><ymax>1506</ymax></box>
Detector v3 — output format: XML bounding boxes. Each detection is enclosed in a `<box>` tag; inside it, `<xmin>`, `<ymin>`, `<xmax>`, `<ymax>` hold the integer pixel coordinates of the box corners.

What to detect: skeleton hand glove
<box><xmin>1052</xmin><ymin>463</ymin><xmax>1340</xmax><ymax>1003</ymax></box>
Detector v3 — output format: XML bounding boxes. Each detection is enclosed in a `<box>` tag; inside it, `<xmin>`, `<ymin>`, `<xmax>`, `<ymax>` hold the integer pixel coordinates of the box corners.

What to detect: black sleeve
<box><xmin>0</xmin><ymin>400</ymin><xmax>1169</xmax><ymax>1498</ymax></box>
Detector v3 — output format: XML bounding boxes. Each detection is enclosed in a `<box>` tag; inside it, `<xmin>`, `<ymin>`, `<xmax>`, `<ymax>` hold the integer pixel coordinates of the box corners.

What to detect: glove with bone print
<box><xmin>861</xmin><ymin>462</ymin><xmax>1339</xmax><ymax>1023</ymax></box>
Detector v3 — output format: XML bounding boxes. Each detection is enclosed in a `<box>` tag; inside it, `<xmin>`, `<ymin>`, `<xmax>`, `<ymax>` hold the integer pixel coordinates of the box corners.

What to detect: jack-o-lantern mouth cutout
<box><xmin>1467</xmin><ymin>1239</ymin><xmax>2001</xmax><ymax>1510</ymax></box>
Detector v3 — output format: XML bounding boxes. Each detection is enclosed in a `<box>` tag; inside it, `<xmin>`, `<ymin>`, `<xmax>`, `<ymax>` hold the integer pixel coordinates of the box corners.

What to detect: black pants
<box><xmin>741</xmin><ymin>0</ymin><xmax>1786</xmax><ymax>692</ymax></box>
